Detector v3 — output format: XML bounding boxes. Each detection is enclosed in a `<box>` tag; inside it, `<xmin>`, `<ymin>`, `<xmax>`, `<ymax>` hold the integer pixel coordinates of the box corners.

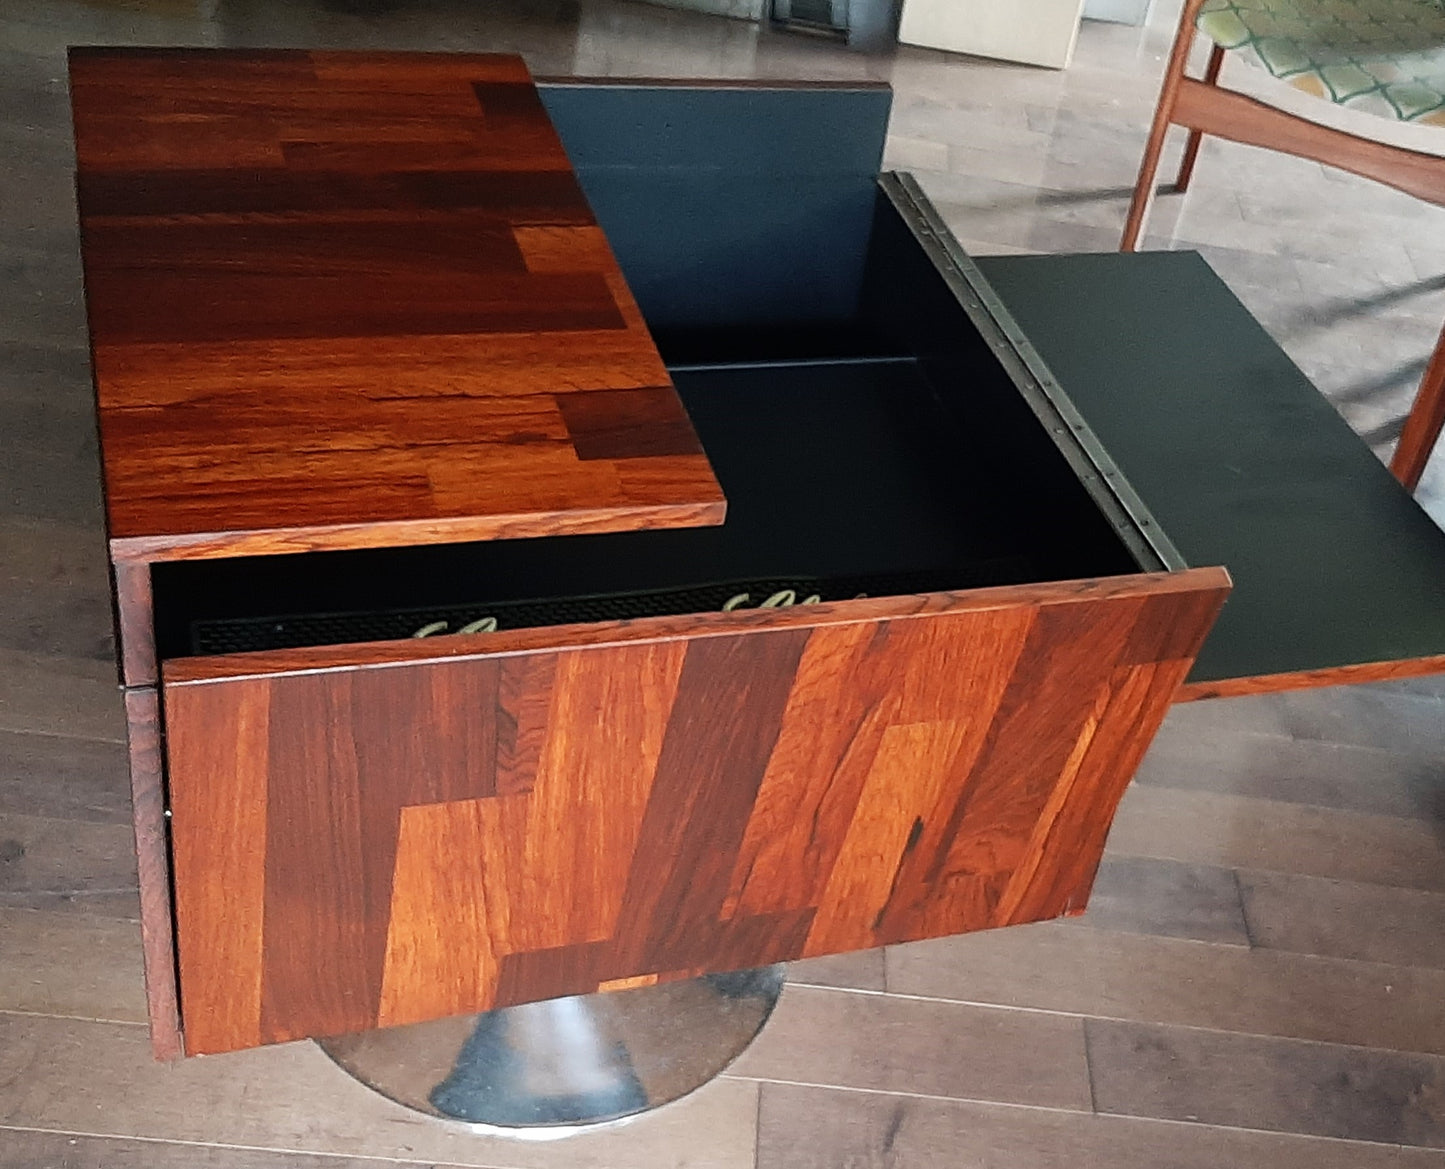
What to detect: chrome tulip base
<box><xmin>317</xmin><ymin>967</ymin><xmax>785</xmax><ymax>1137</ymax></box>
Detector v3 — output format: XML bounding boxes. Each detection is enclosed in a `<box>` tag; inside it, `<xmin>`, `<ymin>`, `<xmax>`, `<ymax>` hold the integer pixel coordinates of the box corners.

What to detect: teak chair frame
<box><xmin>1122</xmin><ymin>0</ymin><xmax>1445</xmax><ymax>492</ymax></box>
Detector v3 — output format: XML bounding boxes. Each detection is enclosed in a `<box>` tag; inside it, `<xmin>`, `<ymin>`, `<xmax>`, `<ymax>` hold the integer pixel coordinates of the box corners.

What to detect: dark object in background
<box><xmin>770</xmin><ymin>0</ymin><xmax>900</xmax><ymax>51</ymax></box>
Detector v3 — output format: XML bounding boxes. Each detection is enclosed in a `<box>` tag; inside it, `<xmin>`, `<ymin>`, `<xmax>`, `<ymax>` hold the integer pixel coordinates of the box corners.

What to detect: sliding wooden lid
<box><xmin>69</xmin><ymin>48</ymin><xmax>725</xmax><ymax>563</ymax></box>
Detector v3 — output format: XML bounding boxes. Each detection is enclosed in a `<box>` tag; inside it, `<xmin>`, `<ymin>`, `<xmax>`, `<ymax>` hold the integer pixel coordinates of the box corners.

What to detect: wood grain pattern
<box><xmin>68</xmin><ymin>48</ymin><xmax>723</xmax><ymax>567</ymax></box>
<box><xmin>1390</xmin><ymin>317</ymin><xmax>1445</xmax><ymax>492</ymax></box>
<box><xmin>608</xmin><ymin>629</ymin><xmax>812</xmax><ymax>973</ymax></box>
<box><xmin>1175</xmin><ymin>653</ymin><xmax>1445</xmax><ymax>702</ymax></box>
<box><xmin>506</xmin><ymin>641</ymin><xmax>685</xmax><ymax>955</ymax></box>
<box><xmin>162</xmin><ymin>567</ymin><xmax>1227</xmax><ymax>1054</ymax></box>
<box><xmin>729</xmin><ymin>609</ymin><xmax>1033</xmax><ymax>932</ymax></box>
<box><xmin>1171</xmin><ymin>78</ymin><xmax>1445</xmax><ymax>210</ymax></box>
<box><xmin>166</xmin><ymin>678</ymin><xmax>269</xmax><ymax>1055</ymax></box>
<box><xmin>112</xmin><ymin>560</ymin><xmax>154</xmax><ymax>687</ymax></box>
<box><xmin>257</xmin><ymin>665</ymin><xmax>502</xmax><ymax>1044</ymax></box>
<box><xmin>122</xmin><ymin>688</ymin><xmax>181</xmax><ymax>1061</ymax></box>
<box><xmin>1120</xmin><ymin>0</ymin><xmax>1206</xmax><ymax>251</ymax></box>
<box><xmin>1173</xmin><ymin>43</ymin><xmax>1226</xmax><ymax>194</ymax></box>
<box><xmin>256</xmin><ymin>674</ymin><xmax>372</xmax><ymax>1045</ymax></box>
<box><xmin>872</xmin><ymin>598</ymin><xmax>1156</xmax><ymax>942</ymax></box>
<box><xmin>804</xmin><ymin>718</ymin><xmax>973</xmax><ymax>956</ymax></box>
<box><xmin>108</xmin><ymin>498</ymin><xmax>726</xmax><ymax>566</ymax></box>
<box><xmin>377</xmin><ymin>796</ymin><xmax>522</xmax><ymax>1028</ymax></box>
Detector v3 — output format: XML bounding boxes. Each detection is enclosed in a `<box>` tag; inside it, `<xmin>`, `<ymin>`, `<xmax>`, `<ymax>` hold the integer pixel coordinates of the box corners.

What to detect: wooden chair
<box><xmin>1121</xmin><ymin>0</ymin><xmax>1445</xmax><ymax>492</ymax></box>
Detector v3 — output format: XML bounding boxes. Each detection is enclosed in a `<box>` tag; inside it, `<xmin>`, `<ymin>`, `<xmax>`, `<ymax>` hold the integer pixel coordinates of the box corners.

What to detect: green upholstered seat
<box><xmin>1198</xmin><ymin>0</ymin><xmax>1445</xmax><ymax>123</ymax></box>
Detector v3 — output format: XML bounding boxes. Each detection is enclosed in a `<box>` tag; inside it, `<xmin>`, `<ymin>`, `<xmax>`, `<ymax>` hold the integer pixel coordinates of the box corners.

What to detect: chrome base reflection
<box><xmin>317</xmin><ymin>967</ymin><xmax>785</xmax><ymax>1136</ymax></box>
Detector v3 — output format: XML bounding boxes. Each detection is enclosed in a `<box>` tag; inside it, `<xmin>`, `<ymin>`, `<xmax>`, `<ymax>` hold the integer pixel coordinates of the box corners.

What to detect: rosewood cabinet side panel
<box><xmin>163</xmin><ymin>570</ymin><xmax>1227</xmax><ymax>1056</ymax></box>
<box><xmin>112</xmin><ymin>559</ymin><xmax>156</xmax><ymax>687</ymax></box>
<box><xmin>124</xmin><ymin>687</ymin><xmax>183</xmax><ymax>1060</ymax></box>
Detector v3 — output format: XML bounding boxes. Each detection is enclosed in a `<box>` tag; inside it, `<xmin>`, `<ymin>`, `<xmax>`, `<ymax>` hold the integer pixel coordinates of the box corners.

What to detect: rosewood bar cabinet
<box><xmin>68</xmin><ymin>51</ymin><xmax>1445</xmax><ymax>1071</ymax></box>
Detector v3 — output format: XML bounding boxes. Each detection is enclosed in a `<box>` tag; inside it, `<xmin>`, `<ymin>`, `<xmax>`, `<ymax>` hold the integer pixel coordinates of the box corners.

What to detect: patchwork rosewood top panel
<box><xmin>68</xmin><ymin>49</ymin><xmax>723</xmax><ymax>560</ymax></box>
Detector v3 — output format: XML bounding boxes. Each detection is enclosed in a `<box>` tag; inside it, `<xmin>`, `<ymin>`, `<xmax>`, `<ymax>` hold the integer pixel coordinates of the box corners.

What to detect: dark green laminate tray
<box><xmin>978</xmin><ymin>250</ymin><xmax>1445</xmax><ymax>688</ymax></box>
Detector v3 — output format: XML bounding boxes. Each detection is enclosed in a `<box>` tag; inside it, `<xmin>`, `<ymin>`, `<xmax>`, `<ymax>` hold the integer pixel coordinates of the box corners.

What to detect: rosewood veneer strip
<box><xmin>1175</xmin><ymin>654</ymin><xmax>1445</xmax><ymax>701</ymax></box>
<box><xmin>1172</xmin><ymin>76</ymin><xmax>1445</xmax><ymax>208</ymax></box>
<box><xmin>165</xmin><ymin>676</ymin><xmax>270</xmax><ymax>1056</ymax></box>
<box><xmin>376</xmin><ymin>795</ymin><xmax>524</xmax><ymax>1029</ymax></box>
<box><xmin>111</xmin><ymin>560</ymin><xmax>155</xmax><ymax>687</ymax></box>
<box><xmin>609</xmin><ymin>629</ymin><xmax>813</xmax><ymax>973</ymax></box>
<box><xmin>724</xmin><ymin>613</ymin><xmax>1028</xmax><ymax>921</ymax></box>
<box><xmin>109</xmin><ymin>497</ymin><xmax>724</xmax><ymax>566</ymax></box>
<box><xmin>122</xmin><ymin>688</ymin><xmax>181</xmax><ymax>1060</ymax></box>
<box><xmin>504</xmin><ymin>641</ymin><xmax>687</xmax><ymax>955</ymax></box>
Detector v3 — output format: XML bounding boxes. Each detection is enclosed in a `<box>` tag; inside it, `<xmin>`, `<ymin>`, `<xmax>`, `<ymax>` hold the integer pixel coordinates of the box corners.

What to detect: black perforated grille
<box><xmin>189</xmin><ymin>562</ymin><xmax>1030</xmax><ymax>656</ymax></box>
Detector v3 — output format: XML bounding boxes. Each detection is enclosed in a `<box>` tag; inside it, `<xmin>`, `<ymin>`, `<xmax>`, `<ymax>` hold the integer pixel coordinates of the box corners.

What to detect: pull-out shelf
<box><xmin>71</xmin><ymin>58</ymin><xmax>1445</xmax><ymax>1061</ymax></box>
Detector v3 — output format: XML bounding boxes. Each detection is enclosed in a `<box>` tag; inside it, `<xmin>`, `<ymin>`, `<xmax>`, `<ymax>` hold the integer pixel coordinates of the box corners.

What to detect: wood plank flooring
<box><xmin>2</xmin><ymin>0</ymin><xmax>1443</xmax><ymax>1165</ymax></box>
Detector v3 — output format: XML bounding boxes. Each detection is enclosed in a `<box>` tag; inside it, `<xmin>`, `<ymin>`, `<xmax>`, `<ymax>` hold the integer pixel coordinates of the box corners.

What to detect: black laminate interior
<box><xmin>153</xmin><ymin>344</ymin><xmax>1140</xmax><ymax>658</ymax></box>
<box><xmin>979</xmin><ymin>250</ymin><xmax>1445</xmax><ymax>685</ymax></box>
<box><xmin>150</xmin><ymin>85</ymin><xmax>1143</xmax><ymax>660</ymax></box>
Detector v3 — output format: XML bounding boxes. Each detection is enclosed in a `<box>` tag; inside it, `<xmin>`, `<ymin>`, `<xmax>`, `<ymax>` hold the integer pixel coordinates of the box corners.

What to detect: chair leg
<box><xmin>1390</xmin><ymin>317</ymin><xmax>1445</xmax><ymax>492</ymax></box>
<box><xmin>1174</xmin><ymin>43</ymin><xmax>1225</xmax><ymax>193</ymax></box>
<box><xmin>1122</xmin><ymin>0</ymin><xmax>1206</xmax><ymax>251</ymax></box>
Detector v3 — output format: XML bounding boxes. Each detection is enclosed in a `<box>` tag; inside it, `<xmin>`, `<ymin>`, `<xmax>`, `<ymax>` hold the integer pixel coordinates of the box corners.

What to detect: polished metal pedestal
<box><xmin>318</xmin><ymin>967</ymin><xmax>784</xmax><ymax>1137</ymax></box>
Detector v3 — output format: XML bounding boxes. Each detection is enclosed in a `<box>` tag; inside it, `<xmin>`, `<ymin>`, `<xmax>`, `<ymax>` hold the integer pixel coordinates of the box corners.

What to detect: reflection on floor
<box><xmin>2</xmin><ymin>1</ymin><xmax>1444</xmax><ymax>1165</ymax></box>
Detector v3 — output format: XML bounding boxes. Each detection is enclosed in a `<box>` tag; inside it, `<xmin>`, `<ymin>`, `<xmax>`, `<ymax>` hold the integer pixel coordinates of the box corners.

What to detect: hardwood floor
<box><xmin>1</xmin><ymin>0</ymin><xmax>1443</xmax><ymax>1164</ymax></box>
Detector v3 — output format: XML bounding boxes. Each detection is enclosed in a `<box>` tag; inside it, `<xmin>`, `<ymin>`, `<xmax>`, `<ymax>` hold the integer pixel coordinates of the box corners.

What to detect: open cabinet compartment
<box><xmin>80</xmin><ymin>71</ymin><xmax>1238</xmax><ymax>1062</ymax></box>
<box><xmin>151</xmin><ymin>180</ymin><xmax>1162</xmax><ymax>659</ymax></box>
<box><xmin>140</xmin><ymin>88</ymin><xmax>1228</xmax><ymax>1057</ymax></box>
